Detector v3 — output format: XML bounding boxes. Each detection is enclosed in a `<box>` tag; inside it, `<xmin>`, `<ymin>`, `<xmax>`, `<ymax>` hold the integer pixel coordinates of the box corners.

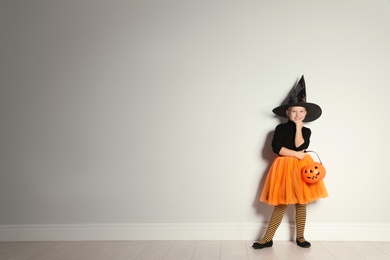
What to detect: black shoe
<box><xmin>252</xmin><ymin>240</ymin><xmax>273</xmax><ymax>249</ymax></box>
<box><xmin>296</xmin><ymin>238</ymin><xmax>311</xmax><ymax>248</ymax></box>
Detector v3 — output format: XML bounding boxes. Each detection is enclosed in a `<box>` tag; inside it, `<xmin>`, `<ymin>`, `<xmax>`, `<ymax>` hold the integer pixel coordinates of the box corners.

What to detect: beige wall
<box><xmin>1</xmin><ymin>0</ymin><xmax>390</xmax><ymax>240</ymax></box>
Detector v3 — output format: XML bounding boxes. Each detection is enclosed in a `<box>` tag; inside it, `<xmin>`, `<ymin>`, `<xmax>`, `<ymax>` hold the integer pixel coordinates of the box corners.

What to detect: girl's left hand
<box><xmin>295</xmin><ymin>120</ymin><xmax>304</xmax><ymax>129</ymax></box>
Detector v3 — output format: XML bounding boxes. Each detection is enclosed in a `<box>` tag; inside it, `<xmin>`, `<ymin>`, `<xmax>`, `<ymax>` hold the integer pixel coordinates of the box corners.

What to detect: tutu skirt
<box><xmin>260</xmin><ymin>154</ymin><xmax>328</xmax><ymax>205</ymax></box>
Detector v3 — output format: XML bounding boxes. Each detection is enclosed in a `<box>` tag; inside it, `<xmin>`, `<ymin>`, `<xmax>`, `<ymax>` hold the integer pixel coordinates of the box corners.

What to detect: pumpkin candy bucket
<box><xmin>301</xmin><ymin>150</ymin><xmax>326</xmax><ymax>184</ymax></box>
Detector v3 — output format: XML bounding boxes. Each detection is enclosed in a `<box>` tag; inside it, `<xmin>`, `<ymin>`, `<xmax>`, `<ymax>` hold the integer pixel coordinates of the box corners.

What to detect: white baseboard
<box><xmin>1</xmin><ymin>223</ymin><xmax>389</xmax><ymax>242</ymax></box>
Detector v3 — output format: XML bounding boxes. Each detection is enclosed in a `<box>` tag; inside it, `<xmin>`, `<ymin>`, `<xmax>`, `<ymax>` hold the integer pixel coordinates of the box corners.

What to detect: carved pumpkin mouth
<box><xmin>306</xmin><ymin>172</ymin><xmax>320</xmax><ymax>180</ymax></box>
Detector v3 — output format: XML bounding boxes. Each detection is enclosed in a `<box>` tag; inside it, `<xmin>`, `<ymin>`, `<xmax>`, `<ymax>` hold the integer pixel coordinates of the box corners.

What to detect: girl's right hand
<box><xmin>296</xmin><ymin>151</ymin><xmax>306</xmax><ymax>160</ymax></box>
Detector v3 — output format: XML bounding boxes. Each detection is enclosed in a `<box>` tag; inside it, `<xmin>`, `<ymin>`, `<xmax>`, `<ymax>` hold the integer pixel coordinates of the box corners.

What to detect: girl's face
<box><xmin>286</xmin><ymin>106</ymin><xmax>307</xmax><ymax>123</ymax></box>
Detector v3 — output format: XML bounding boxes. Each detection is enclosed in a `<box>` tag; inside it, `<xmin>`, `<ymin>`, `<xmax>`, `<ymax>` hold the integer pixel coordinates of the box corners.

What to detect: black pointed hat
<box><xmin>272</xmin><ymin>75</ymin><xmax>322</xmax><ymax>122</ymax></box>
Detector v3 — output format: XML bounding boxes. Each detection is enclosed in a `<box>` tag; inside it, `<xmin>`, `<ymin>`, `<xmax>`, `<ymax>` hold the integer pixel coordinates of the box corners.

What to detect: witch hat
<box><xmin>272</xmin><ymin>75</ymin><xmax>322</xmax><ymax>122</ymax></box>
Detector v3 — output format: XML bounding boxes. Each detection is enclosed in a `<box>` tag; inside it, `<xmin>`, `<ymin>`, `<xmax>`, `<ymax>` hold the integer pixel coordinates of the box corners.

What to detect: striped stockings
<box><xmin>295</xmin><ymin>203</ymin><xmax>307</xmax><ymax>243</ymax></box>
<box><xmin>258</xmin><ymin>204</ymin><xmax>307</xmax><ymax>244</ymax></box>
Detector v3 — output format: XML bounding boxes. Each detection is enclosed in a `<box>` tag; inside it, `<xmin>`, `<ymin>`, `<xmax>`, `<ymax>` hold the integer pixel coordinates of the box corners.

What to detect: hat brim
<box><xmin>272</xmin><ymin>102</ymin><xmax>322</xmax><ymax>122</ymax></box>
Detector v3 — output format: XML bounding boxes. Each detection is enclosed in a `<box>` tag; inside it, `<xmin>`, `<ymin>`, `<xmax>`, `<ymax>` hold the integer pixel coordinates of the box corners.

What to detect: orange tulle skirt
<box><xmin>260</xmin><ymin>154</ymin><xmax>328</xmax><ymax>205</ymax></box>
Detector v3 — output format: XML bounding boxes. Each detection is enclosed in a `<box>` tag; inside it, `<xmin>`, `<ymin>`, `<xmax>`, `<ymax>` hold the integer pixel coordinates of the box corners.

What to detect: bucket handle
<box><xmin>304</xmin><ymin>150</ymin><xmax>323</xmax><ymax>164</ymax></box>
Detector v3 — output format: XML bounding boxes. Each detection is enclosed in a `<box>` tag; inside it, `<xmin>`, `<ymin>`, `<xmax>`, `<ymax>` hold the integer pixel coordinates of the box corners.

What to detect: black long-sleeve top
<box><xmin>272</xmin><ymin>120</ymin><xmax>311</xmax><ymax>155</ymax></box>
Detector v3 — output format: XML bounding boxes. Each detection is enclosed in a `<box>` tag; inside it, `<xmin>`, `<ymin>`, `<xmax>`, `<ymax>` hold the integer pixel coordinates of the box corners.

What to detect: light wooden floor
<box><xmin>1</xmin><ymin>240</ymin><xmax>390</xmax><ymax>260</ymax></box>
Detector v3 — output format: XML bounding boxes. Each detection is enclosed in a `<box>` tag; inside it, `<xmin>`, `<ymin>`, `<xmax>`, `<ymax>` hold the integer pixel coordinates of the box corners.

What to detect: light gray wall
<box><xmin>1</xmin><ymin>0</ymin><xmax>390</xmax><ymax>226</ymax></box>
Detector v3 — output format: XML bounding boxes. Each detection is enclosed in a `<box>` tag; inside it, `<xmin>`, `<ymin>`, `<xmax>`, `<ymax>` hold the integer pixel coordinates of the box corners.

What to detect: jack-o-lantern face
<box><xmin>301</xmin><ymin>162</ymin><xmax>326</xmax><ymax>184</ymax></box>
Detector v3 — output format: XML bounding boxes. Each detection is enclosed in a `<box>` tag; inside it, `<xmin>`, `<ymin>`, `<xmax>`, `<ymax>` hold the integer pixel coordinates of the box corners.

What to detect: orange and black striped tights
<box><xmin>258</xmin><ymin>204</ymin><xmax>308</xmax><ymax>244</ymax></box>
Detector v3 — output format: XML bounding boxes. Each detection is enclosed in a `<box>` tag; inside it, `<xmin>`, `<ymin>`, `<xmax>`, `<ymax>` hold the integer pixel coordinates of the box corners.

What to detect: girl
<box><xmin>253</xmin><ymin>76</ymin><xmax>328</xmax><ymax>249</ymax></box>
